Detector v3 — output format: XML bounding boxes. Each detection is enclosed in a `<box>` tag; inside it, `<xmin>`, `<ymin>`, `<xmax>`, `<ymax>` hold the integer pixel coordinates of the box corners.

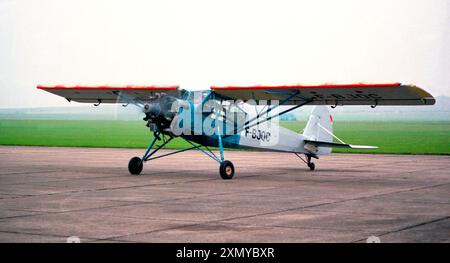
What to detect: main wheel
<box><xmin>219</xmin><ymin>160</ymin><xmax>235</xmax><ymax>180</ymax></box>
<box><xmin>308</xmin><ymin>162</ymin><xmax>315</xmax><ymax>171</ymax></box>
<box><xmin>128</xmin><ymin>156</ymin><xmax>143</xmax><ymax>175</ymax></box>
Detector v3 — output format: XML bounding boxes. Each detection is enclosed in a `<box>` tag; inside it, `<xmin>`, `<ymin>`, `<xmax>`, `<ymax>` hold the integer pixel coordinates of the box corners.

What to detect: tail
<box><xmin>302</xmin><ymin>106</ymin><xmax>377</xmax><ymax>154</ymax></box>
<box><xmin>303</xmin><ymin>106</ymin><xmax>333</xmax><ymax>142</ymax></box>
<box><xmin>302</xmin><ymin>106</ymin><xmax>334</xmax><ymax>154</ymax></box>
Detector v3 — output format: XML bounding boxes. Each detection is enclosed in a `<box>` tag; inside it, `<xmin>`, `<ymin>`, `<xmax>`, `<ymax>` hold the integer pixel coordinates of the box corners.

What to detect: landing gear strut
<box><xmin>216</xmin><ymin>127</ymin><xmax>235</xmax><ymax>180</ymax></box>
<box><xmin>295</xmin><ymin>153</ymin><xmax>317</xmax><ymax>171</ymax></box>
<box><xmin>128</xmin><ymin>131</ymin><xmax>173</xmax><ymax>176</ymax></box>
<box><xmin>129</xmin><ymin>129</ymin><xmax>236</xmax><ymax>179</ymax></box>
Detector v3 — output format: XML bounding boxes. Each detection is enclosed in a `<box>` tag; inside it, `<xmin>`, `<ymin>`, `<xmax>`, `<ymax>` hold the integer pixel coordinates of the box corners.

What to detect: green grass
<box><xmin>0</xmin><ymin>120</ymin><xmax>190</xmax><ymax>149</ymax></box>
<box><xmin>0</xmin><ymin>120</ymin><xmax>449</xmax><ymax>155</ymax></box>
<box><xmin>281</xmin><ymin>121</ymin><xmax>450</xmax><ymax>155</ymax></box>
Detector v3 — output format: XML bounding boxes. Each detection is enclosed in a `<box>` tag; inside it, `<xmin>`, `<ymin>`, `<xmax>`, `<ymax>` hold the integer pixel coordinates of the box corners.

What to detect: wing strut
<box><xmin>227</xmin><ymin>93</ymin><xmax>313</xmax><ymax>136</ymax></box>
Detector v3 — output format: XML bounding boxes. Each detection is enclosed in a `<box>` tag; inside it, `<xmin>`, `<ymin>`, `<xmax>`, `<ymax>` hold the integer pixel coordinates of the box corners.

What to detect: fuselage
<box><xmin>182</xmin><ymin>124</ymin><xmax>309</xmax><ymax>154</ymax></box>
<box><xmin>159</xmin><ymin>90</ymin><xmax>316</xmax><ymax>155</ymax></box>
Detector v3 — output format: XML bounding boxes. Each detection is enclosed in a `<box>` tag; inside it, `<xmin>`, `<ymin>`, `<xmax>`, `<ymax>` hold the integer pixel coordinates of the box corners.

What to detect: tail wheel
<box><xmin>219</xmin><ymin>160</ymin><xmax>235</xmax><ymax>180</ymax></box>
<box><xmin>128</xmin><ymin>157</ymin><xmax>143</xmax><ymax>175</ymax></box>
<box><xmin>306</xmin><ymin>154</ymin><xmax>315</xmax><ymax>171</ymax></box>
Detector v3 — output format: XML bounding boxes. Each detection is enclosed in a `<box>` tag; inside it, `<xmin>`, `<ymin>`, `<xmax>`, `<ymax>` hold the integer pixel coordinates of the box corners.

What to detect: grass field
<box><xmin>0</xmin><ymin>120</ymin><xmax>449</xmax><ymax>155</ymax></box>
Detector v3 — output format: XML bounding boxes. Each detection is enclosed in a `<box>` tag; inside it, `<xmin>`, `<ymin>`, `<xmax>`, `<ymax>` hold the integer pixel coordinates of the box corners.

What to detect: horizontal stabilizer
<box><xmin>304</xmin><ymin>140</ymin><xmax>378</xmax><ymax>149</ymax></box>
<box><xmin>348</xmin><ymin>144</ymin><xmax>378</xmax><ymax>149</ymax></box>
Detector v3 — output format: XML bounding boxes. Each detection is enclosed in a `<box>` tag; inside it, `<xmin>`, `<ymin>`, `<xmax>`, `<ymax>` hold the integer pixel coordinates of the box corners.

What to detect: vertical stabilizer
<box><xmin>303</xmin><ymin>106</ymin><xmax>333</xmax><ymax>154</ymax></box>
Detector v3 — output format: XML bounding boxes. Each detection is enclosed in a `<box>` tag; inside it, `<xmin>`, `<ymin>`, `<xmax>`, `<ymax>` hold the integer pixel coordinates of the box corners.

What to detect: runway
<box><xmin>0</xmin><ymin>146</ymin><xmax>449</xmax><ymax>243</ymax></box>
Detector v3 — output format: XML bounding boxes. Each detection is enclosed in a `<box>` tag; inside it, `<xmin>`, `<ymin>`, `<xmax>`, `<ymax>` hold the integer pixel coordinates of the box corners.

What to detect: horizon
<box><xmin>1</xmin><ymin>96</ymin><xmax>450</xmax><ymax>122</ymax></box>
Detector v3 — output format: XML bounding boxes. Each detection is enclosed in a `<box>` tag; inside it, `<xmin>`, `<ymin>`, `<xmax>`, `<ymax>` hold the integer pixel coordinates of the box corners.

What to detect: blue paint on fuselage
<box><xmin>181</xmin><ymin>133</ymin><xmax>242</xmax><ymax>149</ymax></box>
<box><xmin>177</xmin><ymin>90</ymin><xmax>243</xmax><ymax>148</ymax></box>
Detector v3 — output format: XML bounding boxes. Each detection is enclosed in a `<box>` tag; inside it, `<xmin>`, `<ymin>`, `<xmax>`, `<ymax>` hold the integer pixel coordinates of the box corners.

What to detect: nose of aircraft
<box><xmin>144</xmin><ymin>102</ymin><xmax>161</xmax><ymax>117</ymax></box>
<box><xmin>143</xmin><ymin>96</ymin><xmax>179</xmax><ymax>128</ymax></box>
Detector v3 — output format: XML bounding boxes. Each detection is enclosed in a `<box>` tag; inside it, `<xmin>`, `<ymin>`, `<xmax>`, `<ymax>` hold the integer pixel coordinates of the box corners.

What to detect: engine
<box><xmin>143</xmin><ymin>95</ymin><xmax>179</xmax><ymax>131</ymax></box>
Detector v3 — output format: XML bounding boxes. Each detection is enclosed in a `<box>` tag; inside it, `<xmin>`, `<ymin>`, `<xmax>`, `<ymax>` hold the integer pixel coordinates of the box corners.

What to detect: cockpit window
<box><xmin>184</xmin><ymin>90</ymin><xmax>210</xmax><ymax>104</ymax></box>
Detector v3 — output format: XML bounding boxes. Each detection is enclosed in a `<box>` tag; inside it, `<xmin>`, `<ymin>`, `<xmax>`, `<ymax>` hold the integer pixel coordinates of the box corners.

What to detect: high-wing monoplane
<box><xmin>38</xmin><ymin>83</ymin><xmax>435</xmax><ymax>179</ymax></box>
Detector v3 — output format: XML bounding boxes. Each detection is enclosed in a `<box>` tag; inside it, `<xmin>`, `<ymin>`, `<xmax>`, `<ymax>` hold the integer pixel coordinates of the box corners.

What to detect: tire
<box><xmin>128</xmin><ymin>157</ymin><xmax>143</xmax><ymax>175</ymax></box>
<box><xmin>219</xmin><ymin>160</ymin><xmax>235</xmax><ymax>180</ymax></box>
<box><xmin>308</xmin><ymin>162</ymin><xmax>315</xmax><ymax>171</ymax></box>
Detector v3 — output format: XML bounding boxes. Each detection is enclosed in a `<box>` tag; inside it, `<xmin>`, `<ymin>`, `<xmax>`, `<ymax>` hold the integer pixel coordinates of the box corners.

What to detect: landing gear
<box><xmin>219</xmin><ymin>160</ymin><xmax>235</xmax><ymax>180</ymax></box>
<box><xmin>307</xmin><ymin>161</ymin><xmax>315</xmax><ymax>171</ymax></box>
<box><xmin>128</xmin><ymin>157</ymin><xmax>143</xmax><ymax>175</ymax></box>
<box><xmin>294</xmin><ymin>153</ymin><xmax>317</xmax><ymax>171</ymax></box>
<box><xmin>130</xmin><ymin>128</ymin><xmax>236</xmax><ymax>179</ymax></box>
<box><xmin>306</xmin><ymin>155</ymin><xmax>315</xmax><ymax>171</ymax></box>
<box><xmin>128</xmin><ymin>131</ymin><xmax>174</xmax><ymax>176</ymax></box>
<box><xmin>130</xmin><ymin>130</ymin><xmax>236</xmax><ymax>179</ymax></box>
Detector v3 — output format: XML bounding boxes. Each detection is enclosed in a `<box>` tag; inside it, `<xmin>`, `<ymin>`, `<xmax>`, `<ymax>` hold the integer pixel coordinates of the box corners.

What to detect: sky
<box><xmin>0</xmin><ymin>0</ymin><xmax>449</xmax><ymax>108</ymax></box>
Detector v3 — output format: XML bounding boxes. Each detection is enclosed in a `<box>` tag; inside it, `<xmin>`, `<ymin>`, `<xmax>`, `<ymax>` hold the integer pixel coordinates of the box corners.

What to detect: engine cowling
<box><xmin>143</xmin><ymin>95</ymin><xmax>178</xmax><ymax>130</ymax></box>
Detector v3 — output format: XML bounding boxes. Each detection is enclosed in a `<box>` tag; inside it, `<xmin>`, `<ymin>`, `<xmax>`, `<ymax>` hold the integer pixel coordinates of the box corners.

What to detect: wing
<box><xmin>37</xmin><ymin>85</ymin><xmax>180</xmax><ymax>104</ymax></box>
<box><xmin>211</xmin><ymin>83</ymin><xmax>435</xmax><ymax>106</ymax></box>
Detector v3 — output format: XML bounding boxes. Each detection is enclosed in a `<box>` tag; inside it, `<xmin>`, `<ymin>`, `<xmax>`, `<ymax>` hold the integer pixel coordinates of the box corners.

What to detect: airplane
<box><xmin>37</xmin><ymin>83</ymin><xmax>435</xmax><ymax>179</ymax></box>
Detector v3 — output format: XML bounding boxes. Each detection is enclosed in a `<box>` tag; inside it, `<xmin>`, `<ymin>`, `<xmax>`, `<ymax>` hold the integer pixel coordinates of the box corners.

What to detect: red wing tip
<box><xmin>211</xmin><ymin>82</ymin><xmax>402</xmax><ymax>90</ymax></box>
<box><xmin>37</xmin><ymin>85</ymin><xmax>179</xmax><ymax>90</ymax></box>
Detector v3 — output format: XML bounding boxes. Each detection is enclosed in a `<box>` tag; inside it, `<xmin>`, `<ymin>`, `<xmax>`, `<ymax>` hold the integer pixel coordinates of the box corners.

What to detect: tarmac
<box><xmin>0</xmin><ymin>146</ymin><xmax>449</xmax><ymax>243</ymax></box>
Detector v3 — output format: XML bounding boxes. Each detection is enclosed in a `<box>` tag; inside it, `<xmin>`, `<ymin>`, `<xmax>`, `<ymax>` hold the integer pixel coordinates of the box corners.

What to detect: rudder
<box><xmin>302</xmin><ymin>106</ymin><xmax>333</xmax><ymax>154</ymax></box>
